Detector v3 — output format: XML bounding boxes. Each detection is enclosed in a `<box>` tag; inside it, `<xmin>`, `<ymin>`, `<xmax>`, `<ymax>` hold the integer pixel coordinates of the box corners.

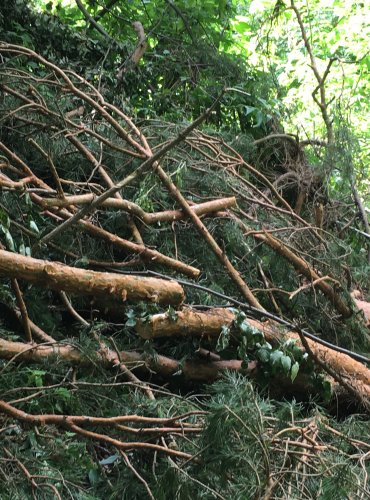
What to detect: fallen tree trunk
<box><xmin>136</xmin><ymin>308</ymin><xmax>370</xmax><ymax>402</ymax></box>
<box><xmin>0</xmin><ymin>338</ymin><xmax>355</xmax><ymax>405</ymax></box>
<box><xmin>0</xmin><ymin>338</ymin><xmax>250</xmax><ymax>380</ymax></box>
<box><xmin>0</xmin><ymin>249</ymin><xmax>184</xmax><ymax>305</ymax></box>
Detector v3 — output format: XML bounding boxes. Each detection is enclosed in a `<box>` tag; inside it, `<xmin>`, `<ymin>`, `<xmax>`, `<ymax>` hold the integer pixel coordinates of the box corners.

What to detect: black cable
<box><xmin>110</xmin><ymin>268</ymin><xmax>370</xmax><ymax>365</ymax></box>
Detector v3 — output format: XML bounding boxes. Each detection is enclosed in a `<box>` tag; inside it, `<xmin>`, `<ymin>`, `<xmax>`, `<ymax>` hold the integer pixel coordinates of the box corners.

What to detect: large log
<box><xmin>136</xmin><ymin>308</ymin><xmax>370</xmax><ymax>402</ymax></box>
<box><xmin>0</xmin><ymin>339</ymin><xmax>351</xmax><ymax>403</ymax></box>
<box><xmin>0</xmin><ymin>249</ymin><xmax>184</xmax><ymax>305</ymax></box>
<box><xmin>0</xmin><ymin>338</ymin><xmax>251</xmax><ymax>382</ymax></box>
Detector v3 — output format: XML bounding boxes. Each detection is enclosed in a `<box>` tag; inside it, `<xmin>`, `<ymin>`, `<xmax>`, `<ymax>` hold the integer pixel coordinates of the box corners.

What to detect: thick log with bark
<box><xmin>0</xmin><ymin>338</ymin><xmax>355</xmax><ymax>404</ymax></box>
<box><xmin>136</xmin><ymin>308</ymin><xmax>370</xmax><ymax>402</ymax></box>
<box><xmin>0</xmin><ymin>249</ymin><xmax>184</xmax><ymax>305</ymax></box>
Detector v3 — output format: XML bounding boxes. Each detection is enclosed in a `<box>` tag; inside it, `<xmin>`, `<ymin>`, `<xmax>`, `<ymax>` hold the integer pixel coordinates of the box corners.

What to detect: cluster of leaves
<box><xmin>215</xmin><ymin>308</ymin><xmax>332</xmax><ymax>401</ymax></box>
<box><xmin>0</xmin><ymin>201</ymin><xmax>38</xmax><ymax>256</ymax></box>
<box><xmin>3</xmin><ymin>0</ymin><xmax>275</xmax><ymax>133</ymax></box>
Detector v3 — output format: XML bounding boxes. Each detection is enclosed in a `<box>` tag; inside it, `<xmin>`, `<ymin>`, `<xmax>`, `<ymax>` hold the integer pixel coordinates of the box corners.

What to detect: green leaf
<box><xmin>321</xmin><ymin>380</ymin><xmax>332</xmax><ymax>401</ymax></box>
<box><xmin>238</xmin><ymin>321</ymin><xmax>250</xmax><ymax>335</ymax></box>
<box><xmin>75</xmin><ymin>256</ymin><xmax>89</xmax><ymax>267</ymax></box>
<box><xmin>99</xmin><ymin>454</ymin><xmax>119</xmax><ymax>465</ymax></box>
<box><xmin>125</xmin><ymin>317</ymin><xmax>136</xmax><ymax>327</ymax></box>
<box><xmin>88</xmin><ymin>468</ymin><xmax>100</xmax><ymax>485</ymax></box>
<box><xmin>216</xmin><ymin>324</ymin><xmax>230</xmax><ymax>352</ymax></box>
<box><xmin>0</xmin><ymin>210</ymin><xmax>10</xmax><ymax>229</ymax></box>
<box><xmin>4</xmin><ymin>230</ymin><xmax>16</xmax><ymax>251</ymax></box>
<box><xmin>253</xmin><ymin>109</ymin><xmax>264</xmax><ymax>128</ymax></box>
<box><xmin>19</xmin><ymin>243</ymin><xmax>26</xmax><ymax>255</ymax></box>
<box><xmin>241</xmin><ymin>359</ymin><xmax>250</xmax><ymax>370</ymax></box>
<box><xmin>270</xmin><ymin>350</ymin><xmax>283</xmax><ymax>365</ymax></box>
<box><xmin>244</xmin><ymin>105</ymin><xmax>256</xmax><ymax>116</ymax></box>
<box><xmin>290</xmin><ymin>361</ymin><xmax>299</xmax><ymax>382</ymax></box>
<box><xmin>281</xmin><ymin>355</ymin><xmax>292</xmax><ymax>374</ymax></box>
<box><xmin>167</xmin><ymin>306</ymin><xmax>178</xmax><ymax>322</ymax></box>
<box><xmin>55</xmin><ymin>387</ymin><xmax>71</xmax><ymax>401</ymax></box>
<box><xmin>29</xmin><ymin>220</ymin><xmax>39</xmax><ymax>233</ymax></box>
<box><xmin>256</xmin><ymin>346</ymin><xmax>271</xmax><ymax>363</ymax></box>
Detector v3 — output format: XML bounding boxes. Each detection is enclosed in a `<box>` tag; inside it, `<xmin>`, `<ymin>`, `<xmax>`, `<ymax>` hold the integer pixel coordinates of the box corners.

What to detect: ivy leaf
<box><xmin>270</xmin><ymin>350</ymin><xmax>283</xmax><ymax>365</ymax></box>
<box><xmin>29</xmin><ymin>220</ymin><xmax>39</xmax><ymax>233</ymax></box>
<box><xmin>216</xmin><ymin>324</ymin><xmax>230</xmax><ymax>352</ymax></box>
<box><xmin>256</xmin><ymin>346</ymin><xmax>271</xmax><ymax>363</ymax></box>
<box><xmin>99</xmin><ymin>454</ymin><xmax>119</xmax><ymax>465</ymax></box>
<box><xmin>281</xmin><ymin>355</ymin><xmax>292</xmax><ymax>374</ymax></box>
<box><xmin>4</xmin><ymin>229</ymin><xmax>16</xmax><ymax>251</ymax></box>
<box><xmin>167</xmin><ymin>306</ymin><xmax>178</xmax><ymax>322</ymax></box>
<box><xmin>238</xmin><ymin>321</ymin><xmax>250</xmax><ymax>335</ymax></box>
<box><xmin>290</xmin><ymin>361</ymin><xmax>300</xmax><ymax>382</ymax></box>
<box><xmin>125</xmin><ymin>308</ymin><xmax>137</xmax><ymax>327</ymax></box>
<box><xmin>125</xmin><ymin>317</ymin><xmax>136</xmax><ymax>327</ymax></box>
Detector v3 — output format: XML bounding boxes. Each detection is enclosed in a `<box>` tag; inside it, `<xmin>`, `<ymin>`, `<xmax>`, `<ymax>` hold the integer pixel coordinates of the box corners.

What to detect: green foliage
<box><xmin>229</xmin><ymin>309</ymin><xmax>328</xmax><ymax>394</ymax></box>
<box><xmin>2</xmin><ymin>368</ymin><xmax>366</xmax><ymax>499</ymax></box>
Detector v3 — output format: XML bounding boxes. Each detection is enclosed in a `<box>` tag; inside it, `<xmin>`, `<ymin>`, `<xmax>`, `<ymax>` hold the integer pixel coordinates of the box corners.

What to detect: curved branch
<box><xmin>75</xmin><ymin>0</ymin><xmax>115</xmax><ymax>42</ymax></box>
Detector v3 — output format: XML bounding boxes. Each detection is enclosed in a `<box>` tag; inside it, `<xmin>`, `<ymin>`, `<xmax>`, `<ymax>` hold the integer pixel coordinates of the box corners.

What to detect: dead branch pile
<box><xmin>0</xmin><ymin>44</ymin><xmax>369</xmax><ymax>465</ymax></box>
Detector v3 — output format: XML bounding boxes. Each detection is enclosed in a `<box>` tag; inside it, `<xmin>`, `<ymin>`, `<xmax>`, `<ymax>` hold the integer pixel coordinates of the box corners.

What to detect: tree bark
<box><xmin>0</xmin><ymin>338</ymin><xmax>360</xmax><ymax>405</ymax></box>
<box><xmin>40</xmin><ymin>194</ymin><xmax>236</xmax><ymax>224</ymax></box>
<box><xmin>0</xmin><ymin>249</ymin><xmax>184</xmax><ymax>305</ymax></box>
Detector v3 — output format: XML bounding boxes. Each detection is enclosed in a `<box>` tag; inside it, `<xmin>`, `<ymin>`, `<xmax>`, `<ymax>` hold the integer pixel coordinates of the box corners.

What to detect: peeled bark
<box><xmin>0</xmin><ymin>249</ymin><xmax>184</xmax><ymax>305</ymax></box>
<box><xmin>136</xmin><ymin>308</ymin><xmax>235</xmax><ymax>339</ymax></box>
<box><xmin>41</xmin><ymin>193</ymin><xmax>147</xmax><ymax>220</ymax></box>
